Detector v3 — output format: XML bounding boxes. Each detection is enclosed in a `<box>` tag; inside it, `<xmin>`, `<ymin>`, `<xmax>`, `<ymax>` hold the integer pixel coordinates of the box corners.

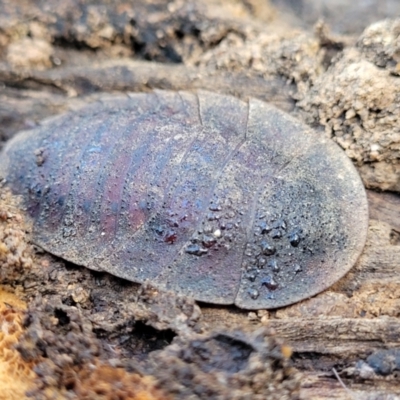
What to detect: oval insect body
<box><xmin>0</xmin><ymin>91</ymin><xmax>369</xmax><ymax>309</ymax></box>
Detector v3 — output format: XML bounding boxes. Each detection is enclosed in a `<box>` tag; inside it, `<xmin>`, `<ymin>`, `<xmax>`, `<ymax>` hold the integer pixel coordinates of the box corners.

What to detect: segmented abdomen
<box><xmin>1</xmin><ymin>90</ymin><xmax>368</xmax><ymax>309</ymax></box>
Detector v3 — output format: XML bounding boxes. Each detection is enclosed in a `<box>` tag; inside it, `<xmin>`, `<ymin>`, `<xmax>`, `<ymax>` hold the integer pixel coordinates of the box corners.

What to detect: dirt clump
<box><xmin>6</xmin><ymin>38</ymin><xmax>53</xmax><ymax>70</ymax></box>
<box><xmin>297</xmin><ymin>21</ymin><xmax>400</xmax><ymax>192</ymax></box>
<box><xmin>0</xmin><ymin>289</ymin><xmax>35</xmax><ymax>400</ymax></box>
<box><xmin>147</xmin><ymin>329</ymin><xmax>299</xmax><ymax>400</ymax></box>
<box><xmin>15</xmin><ymin>293</ymin><xmax>300</xmax><ymax>399</ymax></box>
<box><xmin>16</xmin><ymin>297</ymin><xmax>171</xmax><ymax>400</ymax></box>
<box><xmin>0</xmin><ymin>189</ymin><xmax>33</xmax><ymax>283</ymax></box>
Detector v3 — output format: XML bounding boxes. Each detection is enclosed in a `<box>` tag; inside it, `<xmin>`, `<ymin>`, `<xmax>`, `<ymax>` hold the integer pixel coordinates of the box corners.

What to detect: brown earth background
<box><xmin>1</xmin><ymin>0</ymin><xmax>400</xmax><ymax>399</ymax></box>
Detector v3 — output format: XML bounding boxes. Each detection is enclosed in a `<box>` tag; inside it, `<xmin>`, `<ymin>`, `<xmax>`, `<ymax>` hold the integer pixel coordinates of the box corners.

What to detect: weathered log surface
<box><xmin>368</xmin><ymin>190</ymin><xmax>400</xmax><ymax>233</ymax></box>
<box><xmin>1</xmin><ymin>1</ymin><xmax>400</xmax><ymax>399</ymax></box>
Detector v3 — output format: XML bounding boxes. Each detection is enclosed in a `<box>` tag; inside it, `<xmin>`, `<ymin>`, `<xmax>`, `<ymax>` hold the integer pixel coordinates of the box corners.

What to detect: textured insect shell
<box><xmin>0</xmin><ymin>90</ymin><xmax>369</xmax><ymax>309</ymax></box>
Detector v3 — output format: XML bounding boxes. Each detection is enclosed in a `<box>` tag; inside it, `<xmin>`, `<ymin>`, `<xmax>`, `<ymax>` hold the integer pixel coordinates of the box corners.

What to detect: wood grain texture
<box><xmin>367</xmin><ymin>190</ymin><xmax>400</xmax><ymax>232</ymax></box>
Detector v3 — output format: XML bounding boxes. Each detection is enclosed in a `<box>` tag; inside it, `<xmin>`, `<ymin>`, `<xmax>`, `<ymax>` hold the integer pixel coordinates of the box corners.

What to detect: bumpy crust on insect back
<box><xmin>0</xmin><ymin>91</ymin><xmax>369</xmax><ymax>309</ymax></box>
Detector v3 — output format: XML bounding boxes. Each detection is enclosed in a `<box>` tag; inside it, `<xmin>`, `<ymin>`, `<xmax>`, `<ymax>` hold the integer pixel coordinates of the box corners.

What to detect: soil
<box><xmin>1</xmin><ymin>1</ymin><xmax>400</xmax><ymax>399</ymax></box>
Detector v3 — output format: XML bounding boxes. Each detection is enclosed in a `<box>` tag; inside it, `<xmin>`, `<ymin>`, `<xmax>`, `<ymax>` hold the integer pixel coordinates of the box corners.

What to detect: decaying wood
<box><xmin>0</xmin><ymin>60</ymin><xmax>294</xmax><ymax>108</ymax></box>
<box><xmin>367</xmin><ymin>190</ymin><xmax>400</xmax><ymax>233</ymax></box>
<box><xmin>1</xmin><ymin>1</ymin><xmax>400</xmax><ymax>399</ymax></box>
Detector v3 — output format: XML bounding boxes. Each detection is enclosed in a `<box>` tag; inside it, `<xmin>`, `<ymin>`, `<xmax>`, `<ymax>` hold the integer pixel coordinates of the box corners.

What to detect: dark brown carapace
<box><xmin>0</xmin><ymin>91</ymin><xmax>368</xmax><ymax>309</ymax></box>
